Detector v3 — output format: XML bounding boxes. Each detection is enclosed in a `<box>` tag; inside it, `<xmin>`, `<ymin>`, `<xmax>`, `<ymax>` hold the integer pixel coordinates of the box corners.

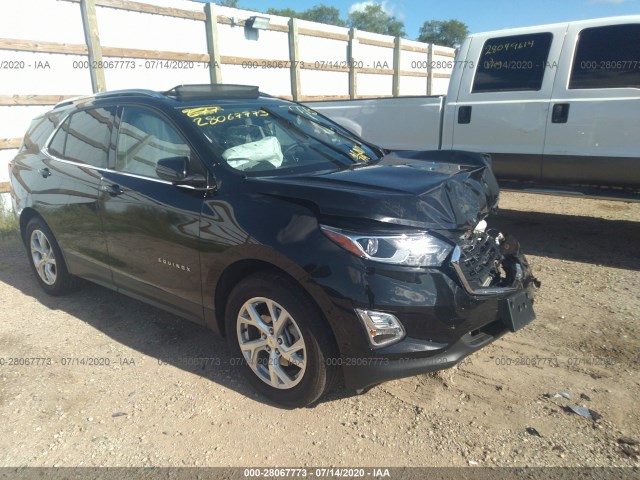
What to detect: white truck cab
<box><xmin>308</xmin><ymin>16</ymin><xmax>640</xmax><ymax>198</ymax></box>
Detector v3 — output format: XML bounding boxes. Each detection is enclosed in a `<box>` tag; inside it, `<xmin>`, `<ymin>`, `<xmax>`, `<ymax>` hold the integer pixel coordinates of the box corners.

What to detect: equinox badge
<box><xmin>158</xmin><ymin>258</ymin><xmax>191</xmax><ymax>272</ymax></box>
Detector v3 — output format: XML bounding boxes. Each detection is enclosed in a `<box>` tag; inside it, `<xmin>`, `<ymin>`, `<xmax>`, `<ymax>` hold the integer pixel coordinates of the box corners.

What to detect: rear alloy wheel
<box><xmin>226</xmin><ymin>273</ymin><xmax>337</xmax><ymax>407</ymax></box>
<box><xmin>25</xmin><ymin>217</ymin><xmax>79</xmax><ymax>296</ymax></box>
<box><xmin>30</xmin><ymin>229</ymin><xmax>57</xmax><ymax>286</ymax></box>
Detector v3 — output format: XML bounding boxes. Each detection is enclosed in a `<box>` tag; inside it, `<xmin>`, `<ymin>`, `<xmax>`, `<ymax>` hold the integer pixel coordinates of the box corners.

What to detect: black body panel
<box><xmin>250</xmin><ymin>149</ymin><xmax>499</xmax><ymax>231</ymax></box>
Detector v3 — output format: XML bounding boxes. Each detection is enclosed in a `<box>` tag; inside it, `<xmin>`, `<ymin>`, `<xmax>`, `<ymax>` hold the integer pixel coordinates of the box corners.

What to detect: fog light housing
<box><xmin>355</xmin><ymin>309</ymin><xmax>405</xmax><ymax>348</ymax></box>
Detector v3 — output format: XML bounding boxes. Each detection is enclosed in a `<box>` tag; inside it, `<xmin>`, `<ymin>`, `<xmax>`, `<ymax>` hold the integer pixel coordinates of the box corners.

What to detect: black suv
<box><xmin>9</xmin><ymin>84</ymin><xmax>537</xmax><ymax>407</ymax></box>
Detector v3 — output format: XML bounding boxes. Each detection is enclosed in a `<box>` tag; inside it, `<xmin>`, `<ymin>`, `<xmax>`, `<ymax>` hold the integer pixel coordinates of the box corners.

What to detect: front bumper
<box><xmin>341</xmin><ymin>326</ymin><xmax>507</xmax><ymax>391</ymax></box>
<box><xmin>339</xmin><ymin>284</ymin><xmax>535</xmax><ymax>390</ymax></box>
<box><xmin>312</xmin><ymin>233</ymin><xmax>538</xmax><ymax>391</ymax></box>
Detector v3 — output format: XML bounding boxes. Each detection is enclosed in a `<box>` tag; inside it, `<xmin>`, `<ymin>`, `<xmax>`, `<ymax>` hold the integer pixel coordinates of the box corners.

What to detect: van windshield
<box><xmin>180</xmin><ymin>103</ymin><xmax>382</xmax><ymax>176</ymax></box>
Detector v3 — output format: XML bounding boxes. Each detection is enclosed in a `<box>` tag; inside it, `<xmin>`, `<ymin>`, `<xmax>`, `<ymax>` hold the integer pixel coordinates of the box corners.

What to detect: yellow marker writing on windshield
<box><xmin>182</xmin><ymin>106</ymin><xmax>225</xmax><ymax>118</ymax></box>
<box><xmin>191</xmin><ymin>110</ymin><xmax>269</xmax><ymax>127</ymax></box>
<box><xmin>348</xmin><ymin>146</ymin><xmax>370</xmax><ymax>162</ymax></box>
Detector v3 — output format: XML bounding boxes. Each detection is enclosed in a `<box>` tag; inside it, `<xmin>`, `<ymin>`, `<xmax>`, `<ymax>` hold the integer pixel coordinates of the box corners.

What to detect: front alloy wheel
<box><xmin>226</xmin><ymin>272</ymin><xmax>337</xmax><ymax>407</ymax></box>
<box><xmin>237</xmin><ymin>297</ymin><xmax>306</xmax><ymax>389</ymax></box>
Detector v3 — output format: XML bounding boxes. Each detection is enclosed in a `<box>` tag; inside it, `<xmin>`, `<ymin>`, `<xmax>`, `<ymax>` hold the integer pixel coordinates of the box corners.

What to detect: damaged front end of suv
<box><xmin>245</xmin><ymin>147</ymin><xmax>540</xmax><ymax>392</ymax></box>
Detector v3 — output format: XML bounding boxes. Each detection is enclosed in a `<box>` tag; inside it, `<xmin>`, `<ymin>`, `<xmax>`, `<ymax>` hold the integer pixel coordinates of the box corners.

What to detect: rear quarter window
<box><xmin>569</xmin><ymin>23</ymin><xmax>640</xmax><ymax>89</ymax></box>
<box><xmin>473</xmin><ymin>32</ymin><xmax>553</xmax><ymax>93</ymax></box>
<box><xmin>20</xmin><ymin>111</ymin><xmax>66</xmax><ymax>154</ymax></box>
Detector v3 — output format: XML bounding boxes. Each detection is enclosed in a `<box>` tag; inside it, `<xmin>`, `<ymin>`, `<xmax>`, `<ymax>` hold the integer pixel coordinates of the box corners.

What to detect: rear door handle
<box><xmin>100</xmin><ymin>184</ymin><xmax>124</xmax><ymax>196</ymax></box>
<box><xmin>458</xmin><ymin>106</ymin><xmax>472</xmax><ymax>124</ymax></box>
<box><xmin>552</xmin><ymin>103</ymin><xmax>570</xmax><ymax>123</ymax></box>
<box><xmin>38</xmin><ymin>168</ymin><xmax>51</xmax><ymax>178</ymax></box>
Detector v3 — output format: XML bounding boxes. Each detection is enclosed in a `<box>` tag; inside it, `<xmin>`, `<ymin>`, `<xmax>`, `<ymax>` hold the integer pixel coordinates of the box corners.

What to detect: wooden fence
<box><xmin>0</xmin><ymin>0</ymin><xmax>454</xmax><ymax>193</ymax></box>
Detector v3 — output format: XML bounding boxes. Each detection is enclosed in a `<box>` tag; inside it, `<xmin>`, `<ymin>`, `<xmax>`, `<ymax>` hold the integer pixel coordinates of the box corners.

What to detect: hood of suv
<box><xmin>250</xmin><ymin>150</ymin><xmax>500</xmax><ymax>231</ymax></box>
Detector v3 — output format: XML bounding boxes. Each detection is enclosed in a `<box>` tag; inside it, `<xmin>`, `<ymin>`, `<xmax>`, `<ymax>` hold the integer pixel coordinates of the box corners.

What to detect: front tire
<box><xmin>24</xmin><ymin>217</ymin><xmax>79</xmax><ymax>296</ymax></box>
<box><xmin>225</xmin><ymin>272</ymin><xmax>337</xmax><ymax>407</ymax></box>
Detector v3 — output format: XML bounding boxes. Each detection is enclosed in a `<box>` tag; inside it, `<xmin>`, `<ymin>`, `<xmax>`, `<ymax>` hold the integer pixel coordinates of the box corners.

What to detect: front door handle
<box><xmin>38</xmin><ymin>168</ymin><xmax>52</xmax><ymax>178</ymax></box>
<box><xmin>100</xmin><ymin>184</ymin><xmax>124</xmax><ymax>196</ymax></box>
<box><xmin>552</xmin><ymin>103</ymin><xmax>570</xmax><ymax>123</ymax></box>
<box><xmin>458</xmin><ymin>106</ymin><xmax>472</xmax><ymax>124</ymax></box>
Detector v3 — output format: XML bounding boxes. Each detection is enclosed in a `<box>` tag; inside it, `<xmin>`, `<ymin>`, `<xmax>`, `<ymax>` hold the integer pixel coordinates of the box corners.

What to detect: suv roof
<box><xmin>54</xmin><ymin>84</ymin><xmax>267</xmax><ymax>110</ymax></box>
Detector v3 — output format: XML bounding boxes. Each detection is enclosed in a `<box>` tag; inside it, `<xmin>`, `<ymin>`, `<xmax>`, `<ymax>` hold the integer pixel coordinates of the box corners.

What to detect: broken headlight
<box><xmin>320</xmin><ymin>225</ymin><xmax>453</xmax><ymax>267</ymax></box>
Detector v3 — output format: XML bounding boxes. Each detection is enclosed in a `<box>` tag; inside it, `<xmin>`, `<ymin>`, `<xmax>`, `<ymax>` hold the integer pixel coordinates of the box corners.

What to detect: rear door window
<box><xmin>569</xmin><ymin>24</ymin><xmax>640</xmax><ymax>89</ymax></box>
<box><xmin>473</xmin><ymin>32</ymin><xmax>553</xmax><ymax>93</ymax></box>
<box><xmin>47</xmin><ymin>107</ymin><xmax>115</xmax><ymax>168</ymax></box>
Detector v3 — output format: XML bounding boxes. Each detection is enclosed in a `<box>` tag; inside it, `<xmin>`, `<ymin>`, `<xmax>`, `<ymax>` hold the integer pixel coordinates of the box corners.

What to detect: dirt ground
<box><xmin>0</xmin><ymin>191</ymin><xmax>638</xmax><ymax>468</ymax></box>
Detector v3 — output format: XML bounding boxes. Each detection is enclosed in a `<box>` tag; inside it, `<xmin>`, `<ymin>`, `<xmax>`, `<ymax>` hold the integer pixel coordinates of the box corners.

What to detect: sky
<box><xmin>197</xmin><ymin>0</ymin><xmax>640</xmax><ymax>39</ymax></box>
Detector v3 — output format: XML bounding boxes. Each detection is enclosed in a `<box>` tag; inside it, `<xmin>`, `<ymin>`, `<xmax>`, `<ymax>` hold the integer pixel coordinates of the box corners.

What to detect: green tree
<box><xmin>303</xmin><ymin>5</ymin><xmax>346</xmax><ymax>26</ymax></box>
<box><xmin>266</xmin><ymin>7</ymin><xmax>298</xmax><ymax>17</ymax></box>
<box><xmin>267</xmin><ymin>5</ymin><xmax>346</xmax><ymax>27</ymax></box>
<box><xmin>219</xmin><ymin>0</ymin><xmax>240</xmax><ymax>7</ymax></box>
<box><xmin>417</xmin><ymin>20</ymin><xmax>469</xmax><ymax>48</ymax></box>
<box><xmin>348</xmin><ymin>4</ymin><xmax>405</xmax><ymax>37</ymax></box>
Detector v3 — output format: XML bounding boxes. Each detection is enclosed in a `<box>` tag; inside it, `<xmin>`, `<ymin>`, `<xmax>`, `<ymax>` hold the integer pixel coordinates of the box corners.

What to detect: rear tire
<box><xmin>225</xmin><ymin>272</ymin><xmax>337</xmax><ymax>407</ymax></box>
<box><xmin>24</xmin><ymin>217</ymin><xmax>80</xmax><ymax>296</ymax></box>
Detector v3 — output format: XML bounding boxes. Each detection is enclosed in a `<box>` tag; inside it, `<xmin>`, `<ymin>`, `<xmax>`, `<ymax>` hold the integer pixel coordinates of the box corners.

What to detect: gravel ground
<box><xmin>0</xmin><ymin>191</ymin><xmax>638</xmax><ymax>468</ymax></box>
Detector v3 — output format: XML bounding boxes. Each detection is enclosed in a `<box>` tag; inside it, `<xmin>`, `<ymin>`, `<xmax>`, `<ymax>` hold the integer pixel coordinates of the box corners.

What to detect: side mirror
<box><xmin>156</xmin><ymin>156</ymin><xmax>189</xmax><ymax>182</ymax></box>
<box><xmin>156</xmin><ymin>156</ymin><xmax>215</xmax><ymax>192</ymax></box>
<box><xmin>175</xmin><ymin>173</ymin><xmax>211</xmax><ymax>191</ymax></box>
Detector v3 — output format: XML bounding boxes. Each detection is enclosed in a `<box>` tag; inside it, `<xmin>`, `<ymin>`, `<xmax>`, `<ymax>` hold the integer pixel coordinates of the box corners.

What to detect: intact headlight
<box><xmin>320</xmin><ymin>225</ymin><xmax>453</xmax><ymax>267</ymax></box>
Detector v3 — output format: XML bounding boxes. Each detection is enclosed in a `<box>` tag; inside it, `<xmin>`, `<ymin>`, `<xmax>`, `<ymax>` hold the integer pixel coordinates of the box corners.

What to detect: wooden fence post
<box><xmin>80</xmin><ymin>0</ymin><xmax>106</xmax><ymax>93</ymax></box>
<box><xmin>288</xmin><ymin>18</ymin><xmax>301</xmax><ymax>102</ymax></box>
<box><xmin>392</xmin><ymin>36</ymin><xmax>401</xmax><ymax>97</ymax></box>
<box><xmin>426</xmin><ymin>43</ymin><xmax>434</xmax><ymax>96</ymax></box>
<box><xmin>204</xmin><ymin>3</ymin><xmax>222</xmax><ymax>84</ymax></box>
<box><xmin>348</xmin><ymin>28</ymin><xmax>357</xmax><ymax>99</ymax></box>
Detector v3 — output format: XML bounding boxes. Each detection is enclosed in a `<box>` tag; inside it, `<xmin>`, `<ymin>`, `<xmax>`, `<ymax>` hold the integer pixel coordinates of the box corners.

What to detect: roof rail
<box><xmin>53</xmin><ymin>89</ymin><xmax>164</xmax><ymax>109</ymax></box>
<box><xmin>95</xmin><ymin>89</ymin><xmax>165</xmax><ymax>100</ymax></box>
<box><xmin>53</xmin><ymin>94</ymin><xmax>94</xmax><ymax>109</ymax></box>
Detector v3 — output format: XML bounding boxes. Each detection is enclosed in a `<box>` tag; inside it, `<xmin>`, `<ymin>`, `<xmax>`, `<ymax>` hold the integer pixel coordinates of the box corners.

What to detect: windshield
<box><xmin>180</xmin><ymin>103</ymin><xmax>382</xmax><ymax>176</ymax></box>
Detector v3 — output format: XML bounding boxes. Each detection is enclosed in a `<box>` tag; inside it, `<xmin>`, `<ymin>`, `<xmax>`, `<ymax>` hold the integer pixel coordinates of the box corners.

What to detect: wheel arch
<box><xmin>19</xmin><ymin>207</ymin><xmax>74</xmax><ymax>273</ymax></box>
<box><xmin>212</xmin><ymin>258</ymin><xmax>336</xmax><ymax>349</ymax></box>
<box><xmin>19</xmin><ymin>207</ymin><xmax>43</xmax><ymax>244</ymax></box>
<box><xmin>219</xmin><ymin>260</ymin><xmax>342</xmax><ymax>406</ymax></box>
<box><xmin>20</xmin><ymin>207</ymin><xmax>81</xmax><ymax>295</ymax></box>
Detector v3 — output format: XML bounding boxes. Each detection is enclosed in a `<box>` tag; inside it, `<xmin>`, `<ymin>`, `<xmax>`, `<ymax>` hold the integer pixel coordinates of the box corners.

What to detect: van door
<box><xmin>450</xmin><ymin>25</ymin><xmax>568</xmax><ymax>182</ymax></box>
<box><xmin>542</xmin><ymin>19</ymin><xmax>640</xmax><ymax>189</ymax></box>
